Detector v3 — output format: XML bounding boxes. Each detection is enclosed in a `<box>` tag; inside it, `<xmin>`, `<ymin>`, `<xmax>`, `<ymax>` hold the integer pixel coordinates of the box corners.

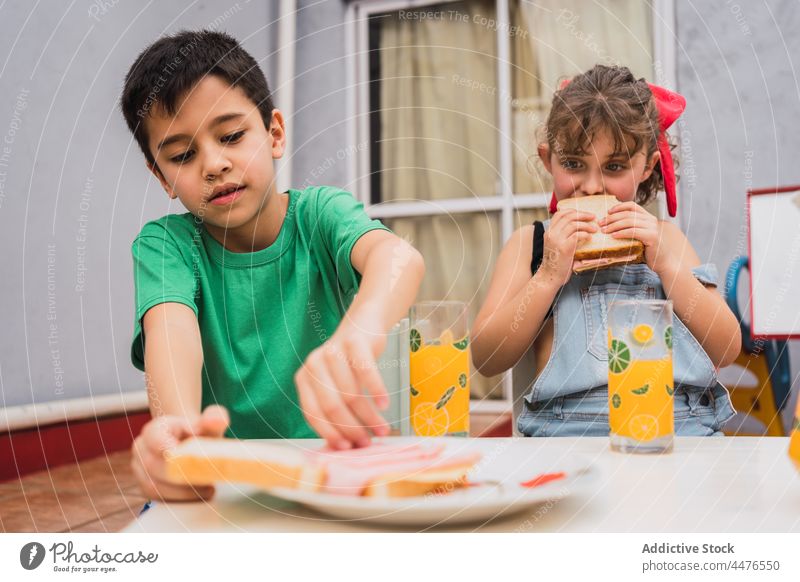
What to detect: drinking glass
<box><xmin>409</xmin><ymin>301</ymin><xmax>470</xmax><ymax>437</ymax></box>
<box><xmin>608</xmin><ymin>300</ymin><xmax>674</xmax><ymax>454</ymax></box>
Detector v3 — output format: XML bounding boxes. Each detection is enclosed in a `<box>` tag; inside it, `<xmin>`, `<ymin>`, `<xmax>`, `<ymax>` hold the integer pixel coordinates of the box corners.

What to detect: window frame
<box><xmin>345</xmin><ymin>0</ymin><xmax>678</xmax><ymax>413</ymax></box>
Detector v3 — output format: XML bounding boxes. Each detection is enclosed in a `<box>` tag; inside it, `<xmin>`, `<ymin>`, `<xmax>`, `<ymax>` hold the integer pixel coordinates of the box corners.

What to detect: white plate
<box><xmin>264</xmin><ymin>439</ymin><xmax>597</xmax><ymax>527</ymax></box>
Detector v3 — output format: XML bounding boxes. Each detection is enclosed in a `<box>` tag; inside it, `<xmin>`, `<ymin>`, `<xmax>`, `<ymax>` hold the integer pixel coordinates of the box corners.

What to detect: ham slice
<box><xmin>306</xmin><ymin>442</ymin><xmax>480</xmax><ymax>496</ymax></box>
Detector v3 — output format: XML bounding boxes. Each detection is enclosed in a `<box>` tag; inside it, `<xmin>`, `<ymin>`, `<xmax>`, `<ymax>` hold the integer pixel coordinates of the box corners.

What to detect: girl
<box><xmin>472</xmin><ymin>65</ymin><xmax>740</xmax><ymax>437</ymax></box>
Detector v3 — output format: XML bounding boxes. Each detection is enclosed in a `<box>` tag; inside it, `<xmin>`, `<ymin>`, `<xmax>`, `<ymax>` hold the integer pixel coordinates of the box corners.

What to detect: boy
<box><xmin>120</xmin><ymin>30</ymin><xmax>424</xmax><ymax>501</ymax></box>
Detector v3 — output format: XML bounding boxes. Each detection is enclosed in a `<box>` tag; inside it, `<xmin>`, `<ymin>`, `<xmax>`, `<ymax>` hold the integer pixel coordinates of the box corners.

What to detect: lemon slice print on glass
<box><xmin>436</xmin><ymin>386</ymin><xmax>456</xmax><ymax>410</ymax></box>
<box><xmin>458</xmin><ymin>373</ymin><xmax>468</xmax><ymax>388</ymax></box>
<box><xmin>631</xmin><ymin>324</ymin><xmax>654</xmax><ymax>345</ymax></box>
<box><xmin>410</xmin><ymin>328</ymin><xmax>422</xmax><ymax>352</ymax></box>
<box><xmin>611</xmin><ymin>393</ymin><xmax>621</xmax><ymax>409</ymax></box>
<box><xmin>628</xmin><ymin>414</ymin><xmax>659</xmax><ymax>441</ymax></box>
<box><xmin>412</xmin><ymin>402</ymin><xmax>450</xmax><ymax>437</ymax></box>
<box><xmin>608</xmin><ymin>339</ymin><xmax>631</xmax><ymax>374</ymax></box>
<box><xmin>664</xmin><ymin>325</ymin><xmax>673</xmax><ymax>350</ymax></box>
<box><xmin>453</xmin><ymin>336</ymin><xmax>469</xmax><ymax>350</ymax></box>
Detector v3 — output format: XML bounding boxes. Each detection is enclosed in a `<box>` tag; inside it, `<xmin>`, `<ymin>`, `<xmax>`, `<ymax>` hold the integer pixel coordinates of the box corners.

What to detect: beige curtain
<box><xmin>379</xmin><ymin>0</ymin><xmax>498</xmax><ymax>202</ymax></box>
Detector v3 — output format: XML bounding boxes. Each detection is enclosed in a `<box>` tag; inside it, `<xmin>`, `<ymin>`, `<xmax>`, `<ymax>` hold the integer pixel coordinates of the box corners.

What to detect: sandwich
<box><xmin>557</xmin><ymin>195</ymin><xmax>645</xmax><ymax>273</ymax></box>
<box><xmin>165</xmin><ymin>438</ymin><xmax>480</xmax><ymax>499</ymax></box>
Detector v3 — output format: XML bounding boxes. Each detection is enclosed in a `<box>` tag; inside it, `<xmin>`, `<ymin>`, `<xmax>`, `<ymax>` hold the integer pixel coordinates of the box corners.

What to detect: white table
<box><xmin>124</xmin><ymin>437</ymin><xmax>800</xmax><ymax>532</ymax></box>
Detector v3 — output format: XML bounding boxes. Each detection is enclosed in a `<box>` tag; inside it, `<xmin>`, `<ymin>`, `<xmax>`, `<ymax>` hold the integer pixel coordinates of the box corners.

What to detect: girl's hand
<box><xmin>131</xmin><ymin>405</ymin><xmax>229</xmax><ymax>501</ymax></box>
<box><xmin>599</xmin><ymin>201</ymin><xmax>676</xmax><ymax>274</ymax></box>
<box><xmin>540</xmin><ymin>208</ymin><xmax>598</xmax><ymax>286</ymax></box>
<box><xmin>295</xmin><ymin>313</ymin><xmax>391</xmax><ymax>450</ymax></box>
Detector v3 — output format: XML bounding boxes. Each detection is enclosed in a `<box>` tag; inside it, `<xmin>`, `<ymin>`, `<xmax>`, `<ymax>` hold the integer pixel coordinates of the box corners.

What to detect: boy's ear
<box><xmin>538</xmin><ymin>143</ymin><xmax>553</xmax><ymax>173</ymax></box>
<box><xmin>641</xmin><ymin>150</ymin><xmax>660</xmax><ymax>182</ymax></box>
<box><xmin>147</xmin><ymin>161</ymin><xmax>178</xmax><ymax>199</ymax></box>
<box><xmin>268</xmin><ymin>109</ymin><xmax>286</xmax><ymax>159</ymax></box>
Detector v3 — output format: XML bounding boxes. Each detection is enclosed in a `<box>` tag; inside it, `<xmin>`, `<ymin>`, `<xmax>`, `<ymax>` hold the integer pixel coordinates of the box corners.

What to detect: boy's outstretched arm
<box><xmin>295</xmin><ymin>230</ymin><xmax>425</xmax><ymax>450</ymax></box>
<box><xmin>131</xmin><ymin>303</ymin><xmax>230</xmax><ymax>501</ymax></box>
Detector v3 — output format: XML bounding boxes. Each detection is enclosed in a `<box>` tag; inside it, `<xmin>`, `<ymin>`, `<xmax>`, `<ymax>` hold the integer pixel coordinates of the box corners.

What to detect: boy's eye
<box><xmin>561</xmin><ymin>159</ymin><xmax>581</xmax><ymax>170</ymax></box>
<box><xmin>221</xmin><ymin>130</ymin><xmax>245</xmax><ymax>144</ymax></box>
<box><xmin>170</xmin><ymin>150</ymin><xmax>195</xmax><ymax>164</ymax></box>
<box><xmin>605</xmin><ymin>162</ymin><xmax>627</xmax><ymax>172</ymax></box>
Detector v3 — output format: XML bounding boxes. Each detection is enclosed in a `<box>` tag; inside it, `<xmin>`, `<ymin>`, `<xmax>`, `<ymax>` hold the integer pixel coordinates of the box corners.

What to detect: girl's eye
<box><xmin>222</xmin><ymin>130</ymin><xmax>245</xmax><ymax>144</ymax></box>
<box><xmin>170</xmin><ymin>150</ymin><xmax>195</xmax><ymax>164</ymax></box>
<box><xmin>606</xmin><ymin>162</ymin><xmax>627</xmax><ymax>172</ymax></box>
<box><xmin>561</xmin><ymin>159</ymin><xmax>581</xmax><ymax>170</ymax></box>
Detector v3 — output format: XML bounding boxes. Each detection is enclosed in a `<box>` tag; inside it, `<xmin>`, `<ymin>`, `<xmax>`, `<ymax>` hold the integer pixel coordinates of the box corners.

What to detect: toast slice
<box><xmin>165</xmin><ymin>438</ymin><xmax>479</xmax><ymax>499</ymax></box>
<box><xmin>165</xmin><ymin>438</ymin><xmax>325</xmax><ymax>492</ymax></box>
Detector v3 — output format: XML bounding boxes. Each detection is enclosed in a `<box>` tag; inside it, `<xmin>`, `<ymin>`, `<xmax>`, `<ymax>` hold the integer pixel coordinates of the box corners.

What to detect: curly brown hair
<box><xmin>542</xmin><ymin>65</ymin><xmax>676</xmax><ymax>206</ymax></box>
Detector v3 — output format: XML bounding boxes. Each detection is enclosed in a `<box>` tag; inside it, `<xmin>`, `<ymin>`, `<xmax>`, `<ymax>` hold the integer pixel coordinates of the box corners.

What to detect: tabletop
<box><xmin>124</xmin><ymin>436</ymin><xmax>800</xmax><ymax>533</ymax></box>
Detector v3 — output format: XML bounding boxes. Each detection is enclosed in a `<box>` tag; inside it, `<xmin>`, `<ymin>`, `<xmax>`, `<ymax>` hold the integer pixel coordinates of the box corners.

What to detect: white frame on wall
<box><xmin>345</xmin><ymin>0</ymin><xmax>678</xmax><ymax>413</ymax></box>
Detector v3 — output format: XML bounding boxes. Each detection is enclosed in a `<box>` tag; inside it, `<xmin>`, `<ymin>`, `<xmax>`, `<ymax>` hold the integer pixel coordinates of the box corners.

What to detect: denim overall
<box><xmin>517</xmin><ymin>220</ymin><xmax>736</xmax><ymax>437</ymax></box>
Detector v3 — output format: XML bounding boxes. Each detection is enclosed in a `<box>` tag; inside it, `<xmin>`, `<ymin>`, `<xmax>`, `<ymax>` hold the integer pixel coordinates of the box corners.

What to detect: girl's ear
<box><xmin>268</xmin><ymin>109</ymin><xmax>286</xmax><ymax>159</ymax></box>
<box><xmin>641</xmin><ymin>150</ymin><xmax>660</xmax><ymax>182</ymax></box>
<box><xmin>147</xmin><ymin>162</ymin><xmax>178</xmax><ymax>199</ymax></box>
<box><xmin>538</xmin><ymin>143</ymin><xmax>553</xmax><ymax>173</ymax></box>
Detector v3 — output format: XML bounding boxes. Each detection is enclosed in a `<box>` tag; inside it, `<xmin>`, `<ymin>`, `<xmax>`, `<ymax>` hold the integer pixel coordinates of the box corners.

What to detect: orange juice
<box><xmin>789</xmin><ymin>401</ymin><xmax>800</xmax><ymax>471</ymax></box>
<box><xmin>409</xmin><ymin>331</ymin><xmax>470</xmax><ymax>437</ymax></box>
<box><xmin>609</xmin><ymin>357</ymin><xmax>674</xmax><ymax>441</ymax></box>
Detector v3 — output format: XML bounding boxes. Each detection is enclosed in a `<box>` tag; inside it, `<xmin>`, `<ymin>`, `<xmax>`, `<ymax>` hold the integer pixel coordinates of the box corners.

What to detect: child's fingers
<box><xmin>131</xmin><ymin>453</ymin><xmax>215</xmax><ymax>501</ymax></box>
<box><xmin>345</xmin><ymin>342</ymin><xmax>390</xmax><ymax>436</ymax></box>
<box><xmin>348</xmin><ymin>341</ymin><xmax>389</xmax><ymax>411</ymax></box>
<box><xmin>131</xmin><ymin>434</ymin><xmax>214</xmax><ymax>501</ymax></box>
<box><xmin>141</xmin><ymin>415</ymin><xmax>193</xmax><ymax>455</ymax></box>
<box><xmin>323</xmin><ymin>346</ymin><xmax>387</xmax><ymax>443</ymax></box>
<box><xmin>137</xmin><ymin>439</ymin><xmax>182</xmax><ymax>485</ymax></box>
<box><xmin>305</xmin><ymin>361</ymin><xmax>370</xmax><ymax>447</ymax></box>
<box><xmin>608</xmin><ymin>228</ymin><xmax>645</xmax><ymax>240</ymax></box>
<box><xmin>296</xmin><ymin>380</ymin><xmax>351</xmax><ymax>450</ymax></box>
<box><xmin>600</xmin><ymin>210</ymin><xmax>649</xmax><ymax>227</ymax></box>
<box><xmin>608</xmin><ymin>201</ymin><xmax>638</xmax><ymax>213</ymax></box>
<box><xmin>195</xmin><ymin>405</ymin><xmax>230</xmax><ymax>437</ymax></box>
<box><xmin>603</xmin><ymin>215</ymin><xmax>655</xmax><ymax>233</ymax></box>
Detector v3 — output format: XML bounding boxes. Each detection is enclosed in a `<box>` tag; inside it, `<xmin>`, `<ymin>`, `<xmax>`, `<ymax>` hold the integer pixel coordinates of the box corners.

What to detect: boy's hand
<box><xmin>131</xmin><ymin>405</ymin><xmax>229</xmax><ymax>501</ymax></box>
<box><xmin>599</xmin><ymin>202</ymin><xmax>674</xmax><ymax>274</ymax></box>
<box><xmin>540</xmin><ymin>208</ymin><xmax>598</xmax><ymax>286</ymax></box>
<box><xmin>295</xmin><ymin>314</ymin><xmax>391</xmax><ymax>450</ymax></box>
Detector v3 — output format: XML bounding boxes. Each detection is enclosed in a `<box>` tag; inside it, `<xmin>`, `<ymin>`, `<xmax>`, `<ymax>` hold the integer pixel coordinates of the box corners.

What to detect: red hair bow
<box><xmin>548</xmin><ymin>81</ymin><xmax>686</xmax><ymax>217</ymax></box>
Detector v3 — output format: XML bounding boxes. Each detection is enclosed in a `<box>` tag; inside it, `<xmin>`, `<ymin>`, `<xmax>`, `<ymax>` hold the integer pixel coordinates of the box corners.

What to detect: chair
<box><xmin>722</xmin><ymin>256</ymin><xmax>792</xmax><ymax>436</ymax></box>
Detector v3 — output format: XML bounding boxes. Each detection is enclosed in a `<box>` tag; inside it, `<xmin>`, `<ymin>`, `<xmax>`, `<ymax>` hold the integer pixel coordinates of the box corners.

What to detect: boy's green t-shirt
<box><xmin>130</xmin><ymin>186</ymin><xmax>390</xmax><ymax>439</ymax></box>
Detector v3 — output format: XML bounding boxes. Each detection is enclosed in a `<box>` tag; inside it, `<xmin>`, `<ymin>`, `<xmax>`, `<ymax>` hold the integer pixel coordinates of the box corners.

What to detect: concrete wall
<box><xmin>289</xmin><ymin>0</ymin><xmax>351</xmax><ymax>191</ymax></box>
<box><xmin>676</xmin><ymin>0</ymin><xmax>800</xmax><ymax>425</ymax></box>
<box><xmin>0</xmin><ymin>0</ymin><xmax>276</xmax><ymax>408</ymax></box>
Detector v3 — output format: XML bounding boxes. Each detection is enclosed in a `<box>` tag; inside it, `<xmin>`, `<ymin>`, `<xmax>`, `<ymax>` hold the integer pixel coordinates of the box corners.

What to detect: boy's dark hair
<box><xmin>542</xmin><ymin>64</ymin><xmax>676</xmax><ymax>206</ymax></box>
<box><xmin>121</xmin><ymin>29</ymin><xmax>275</xmax><ymax>166</ymax></box>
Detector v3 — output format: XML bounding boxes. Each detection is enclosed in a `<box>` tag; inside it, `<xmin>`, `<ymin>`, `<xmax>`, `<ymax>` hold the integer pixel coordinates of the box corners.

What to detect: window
<box><xmin>347</xmin><ymin>0</ymin><xmax>674</xmax><ymax>411</ymax></box>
